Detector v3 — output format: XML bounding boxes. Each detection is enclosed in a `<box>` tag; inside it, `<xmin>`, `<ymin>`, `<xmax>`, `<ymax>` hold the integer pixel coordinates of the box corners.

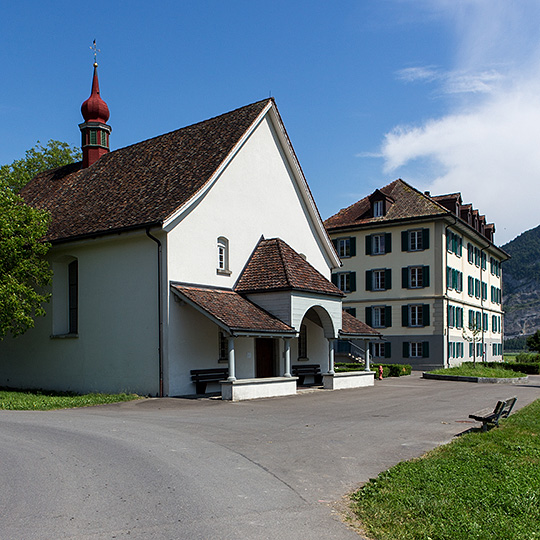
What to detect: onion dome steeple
<box><xmin>79</xmin><ymin>50</ymin><xmax>112</xmax><ymax>168</ymax></box>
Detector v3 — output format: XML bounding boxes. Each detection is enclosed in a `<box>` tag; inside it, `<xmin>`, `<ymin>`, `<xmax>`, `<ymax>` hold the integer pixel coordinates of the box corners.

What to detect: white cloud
<box><xmin>379</xmin><ymin>0</ymin><xmax>540</xmax><ymax>244</ymax></box>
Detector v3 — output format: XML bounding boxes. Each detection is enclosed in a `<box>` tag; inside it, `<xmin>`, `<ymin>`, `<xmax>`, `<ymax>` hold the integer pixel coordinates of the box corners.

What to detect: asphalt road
<box><xmin>1</xmin><ymin>373</ymin><xmax>539</xmax><ymax>539</ymax></box>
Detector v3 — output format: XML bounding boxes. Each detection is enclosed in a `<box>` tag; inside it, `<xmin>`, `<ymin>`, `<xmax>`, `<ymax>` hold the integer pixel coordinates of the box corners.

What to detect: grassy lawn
<box><xmin>428</xmin><ymin>365</ymin><xmax>526</xmax><ymax>378</ymax></box>
<box><xmin>350</xmin><ymin>399</ymin><xmax>540</xmax><ymax>540</ymax></box>
<box><xmin>0</xmin><ymin>388</ymin><xmax>141</xmax><ymax>410</ymax></box>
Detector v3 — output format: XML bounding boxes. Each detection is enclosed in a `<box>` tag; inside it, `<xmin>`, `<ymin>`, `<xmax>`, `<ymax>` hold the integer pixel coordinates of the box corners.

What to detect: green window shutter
<box><xmin>402</xmin><ymin>267</ymin><xmax>409</xmax><ymax>289</ymax></box>
<box><xmin>365</xmin><ymin>270</ymin><xmax>372</xmax><ymax>291</ymax></box>
<box><xmin>365</xmin><ymin>307</ymin><xmax>372</xmax><ymax>326</ymax></box>
<box><xmin>385</xmin><ymin>268</ymin><xmax>392</xmax><ymax>290</ymax></box>
<box><xmin>349</xmin><ymin>272</ymin><xmax>357</xmax><ymax>292</ymax></box>
<box><xmin>402</xmin><ymin>305</ymin><xmax>409</xmax><ymax>327</ymax></box>
<box><xmin>401</xmin><ymin>230</ymin><xmax>408</xmax><ymax>251</ymax></box>
<box><xmin>385</xmin><ymin>306</ymin><xmax>392</xmax><ymax>328</ymax></box>
<box><xmin>403</xmin><ymin>342</ymin><xmax>410</xmax><ymax>358</ymax></box>
<box><xmin>332</xmin><ymin>238</ymin><xmax>338</xmax><ymax>250</ymax></box>
<box><xmin>423</xmin><ymin>266</ymin><xmax>430</xmax><ymax>287</ymax></box>
<box><xmin>347</xmin><ymin>307</ymin><xmax>357</xmax><ymax>317</ymax></box>
<box><xmin>385</xmin><ymin>233</ymin><xmax>392</xmax><ymax>253</ymax></box>
<box><xmin>422</xmin><ymin>341</ymin><xmax>430</xmax><ymax>358</ymax></box>
<box><xmin>422</xmin><ymin>228</ymin><xmax>430</xmax><ymax>250</ymax></box>
<box><xmin>365</xmin><ymin>235</ymin><xmax>372</xmax><ymax>255</ymax></box>
<box><xmin>350</xmin><ymin>237</ymin><xmax>356</xmax><ymax>256</ymax></box>
<box><xmin>384</xmin><ymin>342</ymin><xmax>392</xmax><ymax>358</ymax></box>
<box><xmin>331</xmin><ymin>273</ymin><xmax>338</xmax><ymax>286</ymax></box>
<box><xmin>422</xmin><ymin>304</ymin><xmax>430</xmax><ymax>326</ymax></box>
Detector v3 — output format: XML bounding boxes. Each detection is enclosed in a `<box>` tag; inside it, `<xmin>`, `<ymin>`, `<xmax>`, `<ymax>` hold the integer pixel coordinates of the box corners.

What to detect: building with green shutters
<box><xmin>325</xmin><ymin>179</ymin><xmax>508</xmax><ymax>370</ymax></box>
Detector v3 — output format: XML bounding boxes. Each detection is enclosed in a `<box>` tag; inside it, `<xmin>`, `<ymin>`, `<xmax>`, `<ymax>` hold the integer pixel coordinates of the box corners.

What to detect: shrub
<box><xmin>474</xmin><ymin>361</ymin><xmax>540</xmax><ymax>375</ymax></box>
<box><xmin>516</xmin><ymin>352</ymin><xmax>540</xmax><ymax>363</ymax></box>
<box><xmin>334</xmin><ymin>362</ymin><xmax>412</xmax><ymax>377</ymax></box>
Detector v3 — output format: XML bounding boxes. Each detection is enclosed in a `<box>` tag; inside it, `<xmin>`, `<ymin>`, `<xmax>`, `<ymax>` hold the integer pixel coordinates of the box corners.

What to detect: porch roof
<box><xmin>235</xmin><ymin>237</ymin><xmax>343</xmax><ymax>297</ymax></box>
<box><xmin>339</xmin><ymin>310</ymin><xmax>382</xmax><ymax>338</ymax></box>
<box><xmin>171</xmin><ymin>283</ymin><xmax>296</xmax><ymax>337</ymax></box>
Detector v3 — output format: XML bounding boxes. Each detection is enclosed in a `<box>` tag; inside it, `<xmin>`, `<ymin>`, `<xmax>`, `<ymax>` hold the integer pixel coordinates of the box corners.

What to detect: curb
<box><xmin>422</xmin><ymin>372</ymin><xmax>528</xmax><ymax>384</ymax></box>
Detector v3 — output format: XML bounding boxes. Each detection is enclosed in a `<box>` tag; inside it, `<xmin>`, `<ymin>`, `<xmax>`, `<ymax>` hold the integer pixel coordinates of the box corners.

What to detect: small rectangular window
<box><xmin>410</xmin><ymin>342</ymin><xmax>423</xmax><ymax>357</ymax></box>
<box><xmin>373</xmin><ymin>269</ymin><xmax>385</xmax><ymax>291</ymax></box>
<box><xmin>373</xmin><ymin>200</ymin><xmax>384</xmax><ymax>217</ymax></box>
<box><xmin>372</xmin><ymin>234</ymin><xmax>385</xmax><ymax>255</ymax></box>
<box><xmin>409</xmin><ymin>266</ymin><xmax>423</xmax><ymax>288</ymax></box>
<box><xmin>372</xmin><ymin>306</ymin><xmax>386</xmax><ymax>328</ymax></box>
<box><xmin>409</xmin><ymin>230</ymin><xmax>423</xmax><ymax>251</ymax></box>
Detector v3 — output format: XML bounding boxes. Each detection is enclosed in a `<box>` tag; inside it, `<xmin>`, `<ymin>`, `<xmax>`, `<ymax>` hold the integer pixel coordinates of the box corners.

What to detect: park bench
<box><xmin>190</xmin><ymin>367</ymin><xmax>229</xmax><ymax>394</ymax></box>
<box><xmin>292</xmin><ymin>364</ymin><xmax>323</xmax><ymax>386</ymax></box>
<box><xmin>469</xmin><ymin>396</ymin><xmax>517</xmax><ymax>431</ymax></box>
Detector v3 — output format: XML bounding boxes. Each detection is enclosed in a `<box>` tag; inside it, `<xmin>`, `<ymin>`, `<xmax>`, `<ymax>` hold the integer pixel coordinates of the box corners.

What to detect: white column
<box><xmin>327</xmin><ymin>339</ymin><xmax>335</xmax><ymax>374</ymax></box>
<box><xmin>364</xmin><ymin>339</ymin><xmax>371</xmax><ymax>371</ymax></box>
<box><xmin>284</xmin><ymin>338</ymin><xmax>292</xmax><ymax>377</ymax></box>
<box><xmin>227</xmin><ymin>337</ymin><xmax>236</xmax><ymax>381</ymax></box>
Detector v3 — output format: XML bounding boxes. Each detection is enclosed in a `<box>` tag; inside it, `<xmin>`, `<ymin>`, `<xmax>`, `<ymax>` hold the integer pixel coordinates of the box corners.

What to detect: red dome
<box><xmin>81</xmin><ymin>64</ymin><xmax>110</xmax><ymax>123</ymax></box>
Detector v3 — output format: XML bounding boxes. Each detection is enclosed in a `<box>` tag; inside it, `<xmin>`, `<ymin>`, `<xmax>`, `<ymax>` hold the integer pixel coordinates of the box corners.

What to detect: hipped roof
<box><xmin>235</xmin><ymin>238</ymin><xmax>343</xmax><ymax>297</ymax></box>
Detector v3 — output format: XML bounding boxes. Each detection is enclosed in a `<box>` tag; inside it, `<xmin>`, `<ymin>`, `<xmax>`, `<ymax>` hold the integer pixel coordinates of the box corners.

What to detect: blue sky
<box><xmin>2</xmin><ymin>0</ymin><xmax>539</xmax><ymax>244</ymax></box>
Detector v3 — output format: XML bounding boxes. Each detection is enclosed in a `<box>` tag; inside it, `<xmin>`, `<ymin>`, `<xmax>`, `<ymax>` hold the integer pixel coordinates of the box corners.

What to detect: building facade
<box><xmin>0</xmin><ymin>64</ymin><xmax>380</xmax><ymax>400</ymax></box>
<box><xmin>325</xmin><ymin>179</ymin><xmax>508</xmax><ymax>370</ymax></box>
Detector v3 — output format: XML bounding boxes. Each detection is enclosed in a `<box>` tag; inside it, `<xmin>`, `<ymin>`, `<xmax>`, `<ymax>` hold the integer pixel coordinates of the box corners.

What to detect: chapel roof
<box><xmin>234</xmin><ymin>237</ymin><xmax>344</xmax><ymax>297</ymax></box>
<box><xmin>20</xmin><ymin>99</ymin><xmax>272</xmax><ymax>243</ymax></box>
<box><xmin>170</xmin><ymin>283</ymin><xmax>296</xmax><ymax>335</ymax></box>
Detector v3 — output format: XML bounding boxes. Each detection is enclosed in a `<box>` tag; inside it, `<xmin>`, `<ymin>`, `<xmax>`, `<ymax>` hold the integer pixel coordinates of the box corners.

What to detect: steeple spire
<box><xmin>79</xmin><ymin>42</ymin><xmax>112</xmax><ymax>168</ymax></box>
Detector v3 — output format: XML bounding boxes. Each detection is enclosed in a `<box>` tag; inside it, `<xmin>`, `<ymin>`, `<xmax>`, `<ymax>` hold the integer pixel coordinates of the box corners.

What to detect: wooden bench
<box><xmin>469</xmin><ymin>396</ymin><xmax>517</xmax><ymax>431</ymax></box>
<box><xmin>292</xmin><ymin>364</ymin><xmax>323</xmax><ymax>386</ymax></box>
<box><xmin>190</xmin><ymin>368</ymin><xmax>229</xmax><ymax>394</ymax></box>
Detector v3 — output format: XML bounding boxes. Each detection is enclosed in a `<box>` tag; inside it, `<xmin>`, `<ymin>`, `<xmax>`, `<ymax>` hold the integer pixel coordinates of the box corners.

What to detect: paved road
<box><xmin>1</xmin><ymin>374</ymin><xmax>539</xmax><ymax>539</ymax></box>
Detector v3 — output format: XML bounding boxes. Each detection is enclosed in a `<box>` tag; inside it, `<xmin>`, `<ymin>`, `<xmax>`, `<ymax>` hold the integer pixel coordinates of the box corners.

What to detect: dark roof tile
<box><xmin>21</xmin><ymin>99</ymin><xmax>272</xmax><ymax>242</ymax></box>
<box><xmin>171</xmin><ymin>283</ymin><xmax>295</xmax><ymax>334</ymax></box>
<box><xmin>235</xmin><ymin>238</ymin><xmax>343</xmax><ymax>297</ymax></box>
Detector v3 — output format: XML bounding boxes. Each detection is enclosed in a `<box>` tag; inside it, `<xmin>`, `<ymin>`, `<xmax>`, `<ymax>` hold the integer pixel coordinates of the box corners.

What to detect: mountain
<box><xmin>502</xmin><ymin>224</ymin><xmax>540</xmax><ymax>338</ymax></box>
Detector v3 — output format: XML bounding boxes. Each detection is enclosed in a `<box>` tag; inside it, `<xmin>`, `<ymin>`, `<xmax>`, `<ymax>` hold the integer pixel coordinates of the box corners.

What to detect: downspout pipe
<box><xmin>146</xmin><ymin>227</ymin><xmax>164</xmax><ymax>397</ymax></box>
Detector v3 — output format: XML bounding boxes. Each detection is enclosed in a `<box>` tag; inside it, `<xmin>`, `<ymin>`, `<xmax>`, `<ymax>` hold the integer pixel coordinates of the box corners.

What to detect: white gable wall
<box><xmin>165</xmin><ymin>115</ymin><xmax>332</xmax><ymax>287</ymax></box>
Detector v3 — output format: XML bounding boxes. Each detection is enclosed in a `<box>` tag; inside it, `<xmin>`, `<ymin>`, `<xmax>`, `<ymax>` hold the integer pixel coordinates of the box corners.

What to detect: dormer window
<box><xmin>373</xmin><ymin>200</ymin><xmax>384</xmax><ymax>217</ymax></box>
<box><xmin>217</xmin><ymin>236</ymin><xmax>231</xmax><ymax>275</ymax></box>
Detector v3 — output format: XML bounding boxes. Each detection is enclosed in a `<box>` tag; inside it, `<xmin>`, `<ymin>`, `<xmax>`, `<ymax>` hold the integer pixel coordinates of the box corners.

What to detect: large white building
<box><xmin>325</xmin><ymin>179</ymin><xmax>508</xmax><ymax>370</ymax></box>
<box><xmin>0</xmin><ymin>64</ymin><xmax>379</xmax><ymax>399</ymax></box>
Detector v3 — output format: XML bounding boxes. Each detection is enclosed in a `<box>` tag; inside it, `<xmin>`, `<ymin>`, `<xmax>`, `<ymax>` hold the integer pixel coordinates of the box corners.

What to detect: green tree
<box><xmin>526</xmin><ymin>330</ymin><xmax>540</xmax><ymax>353</ymax></box>
<box><xmin>0</xmin><ymin>139</ymin><xmax>81</xmax><ymax>192</ymax></box>
<box><xmin>0</xmin><ymin>139</ymin><xmax>79</xmax><ymax>338</ymax></box>
<box><xmin>462</xmin><ymin>322</ymin><xmax>483</xmax><ymax>367</ymax></box>
<box><xmin>0</xmin><ymin>180</ymin><xmax>52</xmax><ymax>338</ymax></box>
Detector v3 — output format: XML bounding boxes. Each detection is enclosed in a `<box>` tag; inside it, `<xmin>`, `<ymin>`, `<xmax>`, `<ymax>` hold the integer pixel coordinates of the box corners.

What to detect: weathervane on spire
<box><xmin>90</xmin><ymin>40</ymin><xmax>100</xmax><ymax>67</ymax></box>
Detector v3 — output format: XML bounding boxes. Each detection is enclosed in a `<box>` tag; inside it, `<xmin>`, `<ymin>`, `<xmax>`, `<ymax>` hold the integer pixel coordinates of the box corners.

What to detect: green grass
<box><xmin>428</xmin><ymin>365</ymin><xmax>526</xmax><ymax>378</ymax></box>
<box><xmin>350</xmin><ymin>399</ymin><xmax>540</xmax><ymax>540</ymax></box>
<box><xmin>0</xmin><ymin>388</ymin><xmax>141</xmax><ymax>410</ymax></box>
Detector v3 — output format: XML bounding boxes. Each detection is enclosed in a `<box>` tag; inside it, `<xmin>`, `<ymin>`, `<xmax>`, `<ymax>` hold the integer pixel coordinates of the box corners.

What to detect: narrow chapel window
<box><xmin>217</xmin><ymin>237</ymin><xmax>230</xmax><ymax>275</ymax></box>
<box><xmin>68</xmin><ymin>260</ymin><xmax>78</xmax><ymax>334</ymax></box>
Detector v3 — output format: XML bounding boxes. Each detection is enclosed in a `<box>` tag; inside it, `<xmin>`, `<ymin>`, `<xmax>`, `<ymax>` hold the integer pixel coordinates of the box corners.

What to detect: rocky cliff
<box><xmin>502</xmin><ymin>224</ymin><xmax>540</xmax><ymax>338</ymax></box>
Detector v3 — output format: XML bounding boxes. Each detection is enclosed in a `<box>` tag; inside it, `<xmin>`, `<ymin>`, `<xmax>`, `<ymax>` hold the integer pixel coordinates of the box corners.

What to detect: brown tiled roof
<box><xmin>171</xmin><ymin>283</ymin><xmax>295</xmax><ymax>335</ymax></box>
<box><xmin>20</xmin><ymin>99</ymin><xmax>272</xmax><ymax>243</ymax></box>
<box><xmin>340</xmin><ymin>310</ymin><xmax>381</xmax><ymax>337</ymax></box>
<box><xmin>234</xmin><ymin>238</ymin><xmax>343</xmax><ymax>297</ymax></box>
<box><xmin>324</xmin><ymin>179</ymin><xmax>447</xmax><ymax>231</ymax></box>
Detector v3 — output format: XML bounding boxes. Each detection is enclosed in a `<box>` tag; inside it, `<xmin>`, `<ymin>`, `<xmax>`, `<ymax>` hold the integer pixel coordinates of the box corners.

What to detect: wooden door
<box><xmin>256</xmin><ymin>338</ymin><xmax>275</xmax><ymax>378</ymax></box>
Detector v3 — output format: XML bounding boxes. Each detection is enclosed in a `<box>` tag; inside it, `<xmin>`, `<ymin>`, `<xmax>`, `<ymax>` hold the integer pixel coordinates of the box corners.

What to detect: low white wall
<box><xmin>323</xmin><ymin>371</ymin><xmax>375</xmax><ymax>390</ymax></box>
<box><xmin>221</xmin><ymin>377</ymin><xmax>297</xmax><ymax>401</ymax></box>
